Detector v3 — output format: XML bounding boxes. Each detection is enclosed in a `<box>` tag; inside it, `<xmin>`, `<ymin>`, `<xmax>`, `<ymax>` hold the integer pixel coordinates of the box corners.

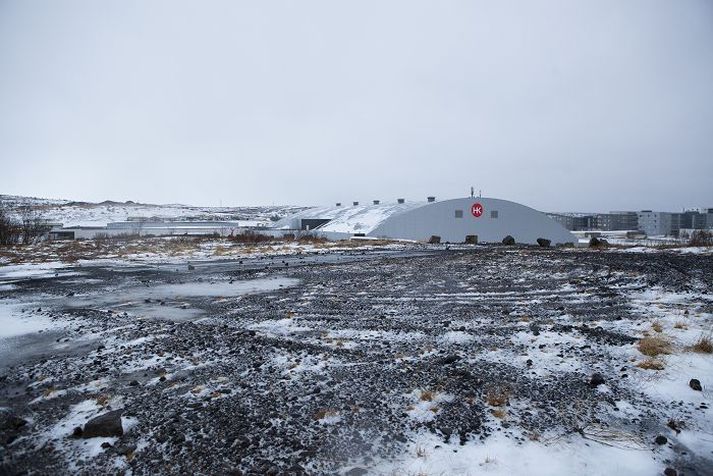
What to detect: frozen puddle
<box><xmin>0</xmin><ymin>262</ymin><xmax>82</xmax><ymax>283</ymax></box>
<box><xmin>0</xmin><ymin>301</ymin><xmax>67</xmax><ymax>368</ymax></box>
<box><xmin>148</xmin><ymin>277</ymin><xmax>300</xmax><ymax>298</ymax></box>
<box><xmin>67</xmin><ymin>276</ymin><xmax>301</xmax><ymax>321</ymax></box>
<box><xmin>0</xmin><ymin>301</ymin><xmax>62</xmax><ymax>339</ymax></box>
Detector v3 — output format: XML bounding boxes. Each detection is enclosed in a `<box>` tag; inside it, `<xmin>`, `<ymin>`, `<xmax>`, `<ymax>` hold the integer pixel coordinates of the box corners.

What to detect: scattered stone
<box><xmin>128</xmin><ymin>380</ymin><xmax>140</xmax><ymax>387</ymax></box>
<box><xmin>502</xmin><ymin>235</ymin><xmax>515</xmax><ymax>246</ymax></box>
<box><xmin>664</xmin><ymin>468</ymin><xmax>677</xmax><ymax>476</ymax></box>
<box><xmin>428</xmin><ymin>235</ymin><xmax>441</xmax><ymax>244</ymax></box>
<box><xmin>589</xmin><ymin>237</ymin><xmax>609</xmax><ymax>248</ymax></box>
<box><xmin>536</xmin><ymin>238</ymin><xmax>551</xmax><ymax>248</ymax></box>
<box><xmin>115</xmin><ymin>444</ymin><xmax>137</xmax><ymax>456</ymax></box>
<box><xmin>82</xmin><ymin>410</ymin><xmax>123</xmax><ymax>438</ymax></box>
<box><xmin>188</xmin><ymin>264</ymin><xmax>195</xmax><ymax>270</ymax></box>
<box><xmin>689</xmin><ymin>379</ymin><xmax>702</xmax><ymax>391</ymax></box>
<box><xmin>589</xmin><ymin>373</ymin><xmax>606</xmax><ymax>388</ymax></box>
<box><xmin>345</xmin><ymin>468</ymin><xmax>369</xmax><ymax>476</ymax></box>
<box><xmin>101</xmin><ymin>441</ymin><xmax>112</xmax><ymax>449</ymax></box>
<box><xmin>0</xmin><ymin>411</ymin><xmax>28</xmax><ymax>445</ymax></box>
<box><xmin>438</xmin><ymin>355</ymin><xmax>461</xmax><ymax>365</ymax></box>
<box><xmin>654</xmin><ymin>435</ymin><xmax>668</xmax><ymax>445</ymax></box>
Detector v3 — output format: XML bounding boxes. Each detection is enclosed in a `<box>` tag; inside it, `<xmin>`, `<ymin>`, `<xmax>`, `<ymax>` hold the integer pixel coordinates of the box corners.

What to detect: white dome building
<box><xmin>276</xmin><ymin>196</ymin><xmax>575</xmax><ymax>245</ymax></box>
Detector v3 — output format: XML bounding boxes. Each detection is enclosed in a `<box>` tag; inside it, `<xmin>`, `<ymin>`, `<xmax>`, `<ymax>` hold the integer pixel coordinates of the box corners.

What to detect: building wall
<box><xmin>598</xmin><ymin>212</ymin><xmax>639</xmax><ymax>231</ymax></box>
<box><xmin>637</xmin><ymin>211</ymin><xmax>674</xmax><ymax>236</ymax></box>
<box><xmin>370</xmin><ymin>198</ymin><xmax>575</xmax><ymax>244</ymax></box>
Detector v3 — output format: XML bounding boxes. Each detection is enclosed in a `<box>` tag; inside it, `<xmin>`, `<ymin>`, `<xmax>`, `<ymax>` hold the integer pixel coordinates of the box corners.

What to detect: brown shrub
<box><xmin>228</xmin><ymin>231</ymin><xmax>274</xmax><ymax>244</ymax></box>
<box><xmin>689</xmin><ymin>335</ymin><xmax>713</xmax><ymax>354</ymax></box>
<box><xmin>638</xmin><ymin>336</ymin><xmax>672</xmax><ymax>357</ymax></box>
<box><xmin>651</xmin><ymin>321</ymin><xmax>663</xmax><ymax>333</ymax></box>
<box><xmin>689</xmin><ymin>230</ymin><xmax>713</xmax><ymax>247</ymax></box>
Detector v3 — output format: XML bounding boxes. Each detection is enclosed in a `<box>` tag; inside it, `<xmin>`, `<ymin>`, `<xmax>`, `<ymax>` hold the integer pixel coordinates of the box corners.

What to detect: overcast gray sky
<box><xmin>1</xmin><ymin>0</ymin><xmax>712</xmax><ymax>211</ymax></box>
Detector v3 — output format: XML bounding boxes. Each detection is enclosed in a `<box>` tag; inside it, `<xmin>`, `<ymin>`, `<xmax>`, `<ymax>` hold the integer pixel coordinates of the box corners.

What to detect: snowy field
<box><xmin>1</xmin><ymin>242</ymin><xmax>712</xmax><ymax>475</ymax></box>
<box><xmin>0</xmin><ymin>194</ymin><xmax>307</xmax><ymax>227</ymax></box>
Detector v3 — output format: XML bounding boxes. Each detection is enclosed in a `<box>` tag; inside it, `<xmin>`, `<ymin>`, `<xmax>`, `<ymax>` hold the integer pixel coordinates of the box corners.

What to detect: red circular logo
<box><xmin>471</xmin><ymin>202</ymin><xmax>483</xmax><ymax>218</ymax></box>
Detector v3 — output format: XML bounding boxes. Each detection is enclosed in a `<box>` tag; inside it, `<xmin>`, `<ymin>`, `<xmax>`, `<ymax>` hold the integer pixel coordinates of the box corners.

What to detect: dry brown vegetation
<box><xmin>312</xmin><ymin>408</ymin><xmax>339</xmax><ymax>420</ymax></box>
<box><xmin>638</xmin><ymin>335</ymin><xmax>672</xmax><ymax>357</ymax></box>
<box><xmin>689</xmin><ymin>335</ymin><xmax>713</xmax><ymax>354</ymax></box>
<box><xmin>636</xmin><ymin>358</ymin><xmax>665</xmax><ymax>370</ymax></box>
<box><xmin>674</xmin><ymin>321</ymin><xmax>688</xmax><ymax>330</ymax></box>
<box><xmin>485</xmin><ymin>386</ymin><xmax>510</xmax><ymax>407</ymax></box>
<box><xmin>651</xmin><ymin>321</ymin><xmax>663</xmax><ymax>333</ymax></box>
<box><xmin>419</xmin><ymin>390</ymin><xmax>436</xmax><ymax>402</ymax></box>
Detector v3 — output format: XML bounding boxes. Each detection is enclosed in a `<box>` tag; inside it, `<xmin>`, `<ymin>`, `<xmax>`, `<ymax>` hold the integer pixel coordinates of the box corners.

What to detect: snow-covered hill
<box><xmin>0</xmin><ymin>194</ymin><xmax>308</xmax><ymax>227</ymax></box>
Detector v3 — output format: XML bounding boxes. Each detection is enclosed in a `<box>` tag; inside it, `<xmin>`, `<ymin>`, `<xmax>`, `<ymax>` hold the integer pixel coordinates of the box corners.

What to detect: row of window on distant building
<box><xmin>547</xmin><ymin>209</ymin><xmax>713</xmax><ymax>237</ymax></box>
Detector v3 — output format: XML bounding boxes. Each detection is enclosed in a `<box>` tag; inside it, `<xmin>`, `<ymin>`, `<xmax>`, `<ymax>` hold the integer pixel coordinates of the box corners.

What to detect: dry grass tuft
<box><xmin>419</xmin><ymin>390</ymin><xmax>436</xmax><ymax>402</ymax></box>
<box><xmin>485</xmin><ymin>386</ymin><xmax>510</xmax><ymax>407</ymax></box>
<box><xmin>636</xmin><ymin>358</ymin><xmax>665</xmax><ymax>370</ymax></box>
<box><xmin>415</xmin><ymin>445</ymin><xmax>428</xmax><ymax>458</ymax></box>
<box><xmin>95</xmin><ymin>394</ymin><xmax>110</xmax><ymax>406</ymax></box>
<box><xmin>689</xmin><ymin>334</ymin><xmax>713</xmax><ymax>354</ymax></box>
<box><xmin>491</xmin><ymin>408</ymin><xmax>507</xmax><ymax>419</ymax></box>
<box><xmin>637</xmin><ymin>335</ymin><xmax>672</xmax><ymax>357</ymax></box>
<box><xmin>313</xmin><ymin>408</ymin><xmax>339</xmax><ymax>420</ymax></box>
<box><xmin>674</xmin><ymin>321</ymin><xmax>688</xmax><ymax>330</ymax></box>
<box><xmin>651</xmin><ymin>321</ymin><xmax>663</xmax><ymax>333</ymax></box>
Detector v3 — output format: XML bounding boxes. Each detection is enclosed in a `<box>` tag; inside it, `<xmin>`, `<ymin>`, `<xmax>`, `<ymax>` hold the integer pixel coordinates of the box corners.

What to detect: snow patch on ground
<box><xmin>375</xmin><ymin>431</ymin><xmax>661</xmax><ymax>476</ymax></box>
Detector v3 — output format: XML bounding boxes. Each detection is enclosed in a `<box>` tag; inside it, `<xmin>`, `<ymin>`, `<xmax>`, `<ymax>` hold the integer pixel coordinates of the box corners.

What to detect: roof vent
<box><xmin>336</xmin><ymin>202</ymin><xmax>342</xmax><ymax>207</ymax></box>
<box><xmin>353</xmin><ymin>201</ymin><xmax>359</xmax><ymax>206</ymax></box>
<box><xmin>427</xmin><ymin>196</ymin><xmax>436</xmax><ymax>203</ymax></box>
<box><xmin>373</xmin><ymin>200</ymin><xmax>380</xmax><ymax>205</ymax></box>
<box><xmin>397</xmin><ymin>198</ymin><xmax>405</xmax><ymax>204</ymax></box>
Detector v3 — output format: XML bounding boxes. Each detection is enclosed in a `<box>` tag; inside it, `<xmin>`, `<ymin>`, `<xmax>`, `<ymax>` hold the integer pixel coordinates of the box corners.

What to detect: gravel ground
<box><xmin>1</xmin><ymin>247</ymin><xmax>712</xmax><ymax>475</ymax></box>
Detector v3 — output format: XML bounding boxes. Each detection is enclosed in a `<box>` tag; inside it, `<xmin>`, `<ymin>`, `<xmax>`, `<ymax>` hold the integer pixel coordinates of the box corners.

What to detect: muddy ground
<box><xmin>1</xmin><ymin>247</ymin><xmax>712</xmax><ymax>475</ymax></box>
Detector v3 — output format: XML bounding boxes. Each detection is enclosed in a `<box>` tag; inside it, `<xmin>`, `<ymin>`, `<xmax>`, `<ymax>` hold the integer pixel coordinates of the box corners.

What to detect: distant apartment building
<box><xmin>550</xmin><ymin>208</ymin><xmax>712</xmax><ymax>236</ymax></box>
<box><xmin>637</xmin><ymin>211</ymin><xmax>676</xmax><ymax>236</ymax></box>
<box><xmin>547</xmin><ymin>213</ymin><xmax>597</xmax><ymax>231</ymax></box>
<box><xmin>597</xmin><ymin>211</ymin><xmax>639</xmax><ymax>231</ymax></box>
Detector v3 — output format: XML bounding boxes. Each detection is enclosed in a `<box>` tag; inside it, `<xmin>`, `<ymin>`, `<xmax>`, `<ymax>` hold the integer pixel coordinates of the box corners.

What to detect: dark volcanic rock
<box><xmin>536</xmin><ymin>238</ymin><xmax>551</xmax><ymax>248</ymax></box>
<box><xmin>589</xmin><ymin>373</ymin><xmax>606</xmax><ymax>388</ymax></box>
<box><xmin>589</xmin><ymin>237</ymin><xmax>609</xmax><ymax>248</ymax></box>
<box><xmin>82</xmin><ymin>410</ymin><xmax>123</xmax><ymax>438</ymax></box>
<box><xmin>689</xmin><ymin>379</ymin><xmax>702</xmax><ymax>391</ymax></box>
<box><xmin>0</xmin><ymin>411</ymin><xmax>27</xmax><ymax>445</ymax></box>
<box><xmin>438</xmin><ymin>355</ymin><xmax>461</xmax><ymax>365</ymax></box>
<box><xmin>502</xmin><ymin>235</ymin><xmax>515</xmax><ymax>246</ymax></box>
<box><xmin>654</xmin><ymin>435</ymin><xmax>668</xmax><ymax>445</ymax></box>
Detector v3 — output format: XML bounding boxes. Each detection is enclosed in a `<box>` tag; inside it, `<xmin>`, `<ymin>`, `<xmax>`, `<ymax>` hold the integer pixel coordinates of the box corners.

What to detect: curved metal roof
<box><xmin>275</xmin><ymin>200</ymin><xmax>426</xmax><ymax>234</ymax></box>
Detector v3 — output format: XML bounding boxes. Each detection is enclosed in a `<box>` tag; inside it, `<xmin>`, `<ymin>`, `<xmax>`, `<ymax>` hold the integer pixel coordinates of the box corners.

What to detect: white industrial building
<box><xmin>276</xmin><ymin>196</ymin><xmax>575</xmax><ymax>245</ymax></box>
